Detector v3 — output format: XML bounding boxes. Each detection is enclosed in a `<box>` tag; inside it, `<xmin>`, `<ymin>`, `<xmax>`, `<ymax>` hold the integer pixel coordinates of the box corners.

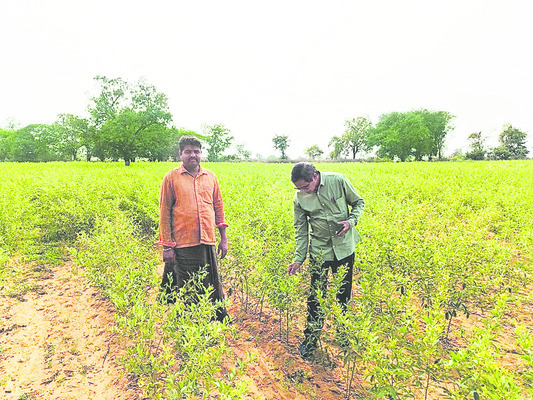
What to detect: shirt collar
<box><xmin>177</xmin><ymin>164</ymin><xmax>206</xmax><ymax>176</ymax></box>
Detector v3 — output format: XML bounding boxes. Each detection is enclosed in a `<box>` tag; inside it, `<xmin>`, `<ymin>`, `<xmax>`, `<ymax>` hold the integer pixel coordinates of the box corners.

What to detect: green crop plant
<box><xmin>516</xmin><ymin>325</ymin><xmax>533</xmax><ymax>392</ymax></box>
<box><xmin>315</xmin><ymin>262</ymin><xmax>378</xmax><ymax>398</ymax></box>
<box><xmin>1</xmin><ymin>160</ymin><xmax>533</xmax><ymax>399</ymax></box>
<box><xmin>442</xmin><ymin>292</ymin><xmax>525</xmax><ymax>400</ymax></box>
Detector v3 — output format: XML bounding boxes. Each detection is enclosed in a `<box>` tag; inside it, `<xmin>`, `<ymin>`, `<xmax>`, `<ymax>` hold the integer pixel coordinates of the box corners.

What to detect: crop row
<box><xmin>1</xmin><ymin>160</ymin><xmax>532</xmax><ymax>399</ymax></box>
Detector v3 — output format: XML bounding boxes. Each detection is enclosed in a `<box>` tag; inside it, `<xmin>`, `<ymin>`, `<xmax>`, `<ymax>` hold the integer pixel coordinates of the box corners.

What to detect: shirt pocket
<box><xmin>197</xmin><ymin>183</ymin><xmax>214</xmax><ymax>204</ymax></box>
<box><xmin>331</xmin><ymin>190</ymin><xmax>349</xmax><ymax>218</ymax></box>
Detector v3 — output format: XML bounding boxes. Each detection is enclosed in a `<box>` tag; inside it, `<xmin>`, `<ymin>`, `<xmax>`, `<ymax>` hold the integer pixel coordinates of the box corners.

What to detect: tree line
<box><xmin>0</xmin><ymin>76</ymin><xmax>239</xmax><ymax>166</ymax></box>
<box><xmin>297</xmin><ymin>113</ymin><xmax>528</xmax><ymax>162</ymax></box>
<box><xmin>0</xmin><ymin>76</ymin><xmax>529</xmax><ymax>164</ymax></box>
<box><xmin>464</xmin><ymin>126</ymin><xmax>529</xmax><ymax>161</ymax></box>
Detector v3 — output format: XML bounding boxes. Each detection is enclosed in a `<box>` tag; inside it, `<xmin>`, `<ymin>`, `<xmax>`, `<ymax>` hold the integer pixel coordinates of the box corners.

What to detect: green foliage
<box><xmin>328</xmin><ymin>135</ymin><xmax>345</xmax><ymax>159</ymax></box>
<box><xmin>498</xmin><ymin>124</ymin><xmax>529</xmax><ymax>159</ymax></box>
<box><xmin>89</xmin><ymin>76</ymin><xmax>172</xmax><ymax>165</ymax></box>
<box><xmin>204</xmin><ymin>124</ymin><xmax>234</xmax><ymax>161</ymax></box>
<box><xmin>466</xmin><ymin>132</ymin><xmax>486</xmax><ymax>160</ymax></box>
<box><xmin>0</xmin><ymin>124</ymin><xmax>60</xmax><ymax>162</ymax></box>
<box><xmin>1</xmin><ymin>160</ymin><xmax>532</xmax><ymax>399</ymax></box>
<box><xmin>443</xmin><ymin>294</ymin><xmax>524</xmax><ymax>400</ymax></box>
<box><xmin>412</xmin><ymin>109</ymin><xmax>454</xmax><ymax>160</ymax></box>
<box><xmin>369</xmin><ymin>110</ymin><xmax>454</xmax><ymax>161</ymax></box>
<box><xmin>272</xmin><ymin>134</ymin><xmax>290</xmax><ymax>159</ymax></box>
<box><xmin>52</xmin><ymin>114</ymin><xmax>87</xmax><ymax>160</ymax></box>
<box><xmin>305</xmin><ymin>144</ymin><xmax>323</xmax><ymax>160</ymax></box>
<box><xmin>328</xmin><ymin>116</ymin><xmax>373</xmax><ymax>160</ymax></box>
<box><xmin>235</xmin><ymin>143</ymin><xmax>251</xmax><ymax>160</ymax></box>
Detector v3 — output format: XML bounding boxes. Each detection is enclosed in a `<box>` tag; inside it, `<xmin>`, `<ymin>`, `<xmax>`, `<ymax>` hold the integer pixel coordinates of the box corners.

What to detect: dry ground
<box><xmin>1</xmin><ymin>260</ymin><xmax>351</xmax><ymax>400</ymax></box>
<box><xmin>0</xmin><ymin>261</ymin><xmax>144</xmax><ymax>400</ymax></box>
<box><xmin>1</xmin><ymin>259</ymin><xmax>531</xmax><ymax>400</ymax></box>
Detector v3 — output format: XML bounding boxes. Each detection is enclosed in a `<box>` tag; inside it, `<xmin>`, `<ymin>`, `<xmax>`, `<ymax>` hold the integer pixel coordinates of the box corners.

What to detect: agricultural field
<box><xmin>1</xmin><ymin>160</ymin><xmax>532</xmax><ymax>400</ymax></box>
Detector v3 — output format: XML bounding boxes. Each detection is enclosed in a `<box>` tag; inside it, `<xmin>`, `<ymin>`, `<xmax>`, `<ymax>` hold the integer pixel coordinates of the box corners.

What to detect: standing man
<box><xmin>288</xmin><ymin>162</ymin><xmax>364</xmax><ymax>359</ymax></box>
<box><xmin>157</xmin><ymin>135</ymin><xmax>229</xmax><ymax>322</ymax></box>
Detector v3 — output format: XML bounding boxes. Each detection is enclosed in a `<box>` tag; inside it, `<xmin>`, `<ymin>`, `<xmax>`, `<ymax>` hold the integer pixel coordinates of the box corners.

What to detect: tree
<box><xmin>343</xmin><ymin>117</ymin><xmax>372</xmax><ymax>159</ymax></box>
<box><xmin>0</xmin><ymin>128</ymin><xmax>12</xmax><ymax>161</ymax></box>
<box><xmin>327</xmin><ymin>117</ymin><xmax>372</xmax><ymax>160</ymax></box>
<box><xmin>272</xmin><ymin>134</ymin><xmax>290</xmax><ymax>159</ymax></box>
<box><xmin>305</xmin><ymin>144</ymin><xmax>323</xmax><ymax>159</ymax></box>
<box><xmin>488</xmin><ymin>145</ymin><xmax>510</xmax><ymax>160</ymax></box>
<box><xmin>204</xmin><ymin>124</ymin><xmax>233</xmax><ymax>161</ymax></box>
<box><xmin>53</xmin><ymin>114</ymin><xmax>89</xmax><ymax>161</ymax></box>
<box><xmin>88</xmin><ymin>76</ymin><xmax>129</xmax><ymax>128</ymax></box>
<box><xmin>465</xmin><ymin>132</ymin><xmax>486</xmax><ymax>160</ymax></box>
<box><xmin>368</xmin><ymin>110</ymin><xmax>453</xmax><ymax>161</ymax></box>
<box><xmin>328</xmin><ymin>136</ymin><xmax>345</xmax><ymax>159</ymax></box>
<box><xmin>89</xmin><ymin>76</ymin><xmax>172</xmax><ymax>165</ymax></box>
<box><xmin>9</xmin><ymin>124</ymin><xmax>58</xmax><ymax>162</ymax></box>
<box><xmin>235</xmin><ymin>144</ymin><xmax>252</xmax><ymax>160</ymax></box>
<box><xmin>498</xmin><ymin>124</ymin><xmax>528</xmax><ymax>159</ymax></box>
<box><xmin>369</xmin><ymin>111</ymin><xmax>430</xmax><ymax>161</ymax></box>
<box><xmin>413</xmin><ymin>109</ymin><xmax>454</xmax><ymax>160</ymax></box>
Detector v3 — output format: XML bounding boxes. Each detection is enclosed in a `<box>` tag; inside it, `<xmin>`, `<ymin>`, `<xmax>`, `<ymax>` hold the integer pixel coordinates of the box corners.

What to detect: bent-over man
<box><xmin>288</xmin><ymin>162</ymin><xmax>364</xmax><ymax>359</ymax></box>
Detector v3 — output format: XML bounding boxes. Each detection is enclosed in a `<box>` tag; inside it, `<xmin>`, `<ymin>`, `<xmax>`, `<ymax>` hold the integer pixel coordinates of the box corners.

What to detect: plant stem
<box><xmin>446</xmin><ymin>315</ymin><xmax>453</xmax><ymax>338</ymax></box>
<box><xmin>424</xmin><ymin>368</ymin><xmax>430</xmax><ymax>400</ymax></box>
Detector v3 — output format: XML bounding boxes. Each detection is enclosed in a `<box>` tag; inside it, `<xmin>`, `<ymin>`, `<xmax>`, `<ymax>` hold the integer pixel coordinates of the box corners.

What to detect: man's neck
<box><xmin>184</xmin><ymin>165</ymin><xmax>200</xmax><ymax>177</ymax></box>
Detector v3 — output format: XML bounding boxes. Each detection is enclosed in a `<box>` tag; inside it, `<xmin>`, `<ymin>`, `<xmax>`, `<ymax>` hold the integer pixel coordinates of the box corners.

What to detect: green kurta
<box><xmin>293</xmin><ymin>172</ymin><xmax>364</xmax><ymax>264</ymax></box>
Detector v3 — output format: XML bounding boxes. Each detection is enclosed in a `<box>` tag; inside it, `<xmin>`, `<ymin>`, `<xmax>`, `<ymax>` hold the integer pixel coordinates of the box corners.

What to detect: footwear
<box><xmin>299</xmin><ymin>339</ymin><xmax>317</xmax><ymax>360</ymax></box>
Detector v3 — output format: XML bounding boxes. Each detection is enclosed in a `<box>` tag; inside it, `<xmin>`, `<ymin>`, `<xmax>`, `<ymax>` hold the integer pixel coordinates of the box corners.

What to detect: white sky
<box><xmin>1</xmin><ymin>0</ymin><xmax>532</xmax><ymax>158</ymax></box>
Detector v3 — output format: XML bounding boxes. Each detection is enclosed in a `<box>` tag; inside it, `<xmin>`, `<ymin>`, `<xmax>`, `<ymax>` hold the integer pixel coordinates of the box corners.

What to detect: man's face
<box><xmin>179</xmin><ymin>145</ymin><xmax>202</xmax><ymax>170</ymax></box>
<box><xmin>293</xmin><ymin>172</ymin><xmax>319</xmax><ymax>194</ymax></box>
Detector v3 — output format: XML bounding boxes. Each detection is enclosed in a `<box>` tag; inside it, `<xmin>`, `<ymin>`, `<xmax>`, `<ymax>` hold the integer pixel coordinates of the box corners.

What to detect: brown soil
<box><xmin>1</xmin><ymin>261</ymin><xmax>351</xmax><ymax>400</ymax></box>
<box><xmin>0</xmin><ymin>262</ymin><xmax>144</xmax><ymax>400</ymax></box>
<box><xmin>224</xmin><ymin>308</ymin><xmax>354</xmax><ymax>400</ymax></box>
<box><xmin>2</xmin><ymin>261</ymin><xmax>530</xmax><ymax>400</ymax></box>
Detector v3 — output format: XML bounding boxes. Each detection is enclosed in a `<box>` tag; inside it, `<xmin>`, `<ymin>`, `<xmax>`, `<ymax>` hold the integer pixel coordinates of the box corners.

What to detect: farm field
<box><xmin>1</xmin><ymin>160</ymin><xmax>532</xmax><ymax>400</ymax></box>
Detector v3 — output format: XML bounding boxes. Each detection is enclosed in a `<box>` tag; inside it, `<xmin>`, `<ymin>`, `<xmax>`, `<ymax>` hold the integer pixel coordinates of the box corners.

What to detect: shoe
<box><xmin>299</xmin><ymin>339</ymin><xmax>316</xmax><ymax>360</ymax></box>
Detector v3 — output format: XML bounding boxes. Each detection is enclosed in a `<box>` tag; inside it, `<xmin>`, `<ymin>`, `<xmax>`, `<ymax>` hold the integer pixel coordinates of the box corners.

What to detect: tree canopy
<box><xmin>89</xmin><ymin>76</ymin><xmax>173</xmax><ymax>165</ymax></box>
<box><xmin>305</xmin><ymin>144</ymin><xmax>323</xmax><ymax>160</ymax></box>
<box><xmin>499</xmin><ymin>124</ymin><xmax>529</xmax><ymax>159</ymax></box>
<box><xmin>272</xmin><ymin>134</ymin><xmax>290</xmax><ymax>159</ymax></box>
<box><xmin>369</xmin><ymin>110</ymin><xmax>454</xmax><ymax>161</ymax></box>
<box><xmin>204</xmin><ymin>124</ymin><xmax>234</xmax><ymax>161</ymax></box>
<box><xmin>466</xmin><ymin>132</ymin><xmax>486</xmax><ymax>160</ymax></box>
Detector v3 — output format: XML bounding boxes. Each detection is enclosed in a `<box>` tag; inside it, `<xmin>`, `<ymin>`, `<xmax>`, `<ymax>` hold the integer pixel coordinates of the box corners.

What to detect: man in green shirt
<box><xmin>288</xmin><ymin>162</ymin><xmax>364</xmax><ymax>360</ymax></box>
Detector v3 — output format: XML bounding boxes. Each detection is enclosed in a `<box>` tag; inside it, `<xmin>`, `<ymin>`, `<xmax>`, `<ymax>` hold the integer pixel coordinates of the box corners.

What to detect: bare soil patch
<box><xmin>0</xmin><ymin>262</ymin><xmax>144</xmax><ymax>400</ymax></box>
<box><xmin>3</xmin><ymin>260</ymin><xmax>530</xmax><ymax>400</ymax></box>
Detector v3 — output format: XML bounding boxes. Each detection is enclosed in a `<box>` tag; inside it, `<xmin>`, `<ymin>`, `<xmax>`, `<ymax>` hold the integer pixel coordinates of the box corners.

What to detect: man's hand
<box><xmin>163</xmin><ymin>247</ymin><xmax>175</xmax><ymax>264</ymax></box>
<box><xmin>335</xmin><ymin>221</ymin><xmax>350</xmax><ymax>237</ymax></box>
<box><xmin>287</xmin><ymin>262</ymin><xmax>301</xmax><ymax>275</ymax></box>
<box><xmin>218</xmin><ymin>238</ymin><xmax>228</xmax><ymax>259</ymax></box>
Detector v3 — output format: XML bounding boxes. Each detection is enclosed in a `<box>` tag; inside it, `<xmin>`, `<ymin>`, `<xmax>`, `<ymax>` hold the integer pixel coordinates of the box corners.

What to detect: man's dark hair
<box><xmin>179</xmin><ymin>135</ymin><xmax>202</xmax><ymax>151</ymax></box>
<box><xmin>291</xmin><ymin>162</ymin><xmax>317</xmax><ymax>183</ymax></box>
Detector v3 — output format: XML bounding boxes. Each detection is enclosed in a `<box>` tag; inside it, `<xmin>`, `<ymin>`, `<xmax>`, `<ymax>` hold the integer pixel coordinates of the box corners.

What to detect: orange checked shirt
<box><xmin>156</xmin><ymin>165</ymin><xmax>228</xmax><ymax>248</ymax></box>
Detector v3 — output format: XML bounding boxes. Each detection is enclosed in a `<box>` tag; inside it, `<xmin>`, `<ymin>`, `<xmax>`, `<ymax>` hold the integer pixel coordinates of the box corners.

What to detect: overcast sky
<box><xmin>1</xmin><ymin>0</ymin><xmax>532</xmax><ymax>158</ymax></box>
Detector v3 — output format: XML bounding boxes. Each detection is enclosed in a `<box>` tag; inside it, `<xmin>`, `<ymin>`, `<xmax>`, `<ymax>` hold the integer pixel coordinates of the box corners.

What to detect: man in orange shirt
<box><xmin>157</xmin><ymin>135</ymin><xmax>229</xmax><ymax>322</ymax></box>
